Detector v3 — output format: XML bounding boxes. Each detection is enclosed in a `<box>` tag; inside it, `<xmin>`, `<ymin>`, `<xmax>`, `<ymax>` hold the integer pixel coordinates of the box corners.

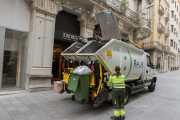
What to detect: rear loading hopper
<box><xmin>61</xmin><ymin>42</ymin><xmax>84</xmax><ymax>62</ymax></box>
<box><xmin>77</xmin><ymin>39</ymin><xmax>144</xmax><ymax>81</ymax></box>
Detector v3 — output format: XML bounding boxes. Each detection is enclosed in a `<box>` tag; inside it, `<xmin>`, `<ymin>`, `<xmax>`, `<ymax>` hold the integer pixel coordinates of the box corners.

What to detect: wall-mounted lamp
<box><xmin>73</xmin><ymin>7</ymin><xmax>81</xmax><ymax>11</ymax></box>
<box><xmin>82</xmin><ymin>11</ymin><xmax>90</xmax><ymax>14</ymax></box>
<box><xmin>62</xmin><ymin>1</ymin><xmax>70</xmax><ymax>5</ymax></box>
<box><xmin>138</xmin><ymin>4</ymin><xmax>154</xmax><ymax>12</ymax></box>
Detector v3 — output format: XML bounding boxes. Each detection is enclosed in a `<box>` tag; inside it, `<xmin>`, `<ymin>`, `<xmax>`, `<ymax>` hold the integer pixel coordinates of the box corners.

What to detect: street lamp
<box><xmin>138</xmin><ymin>4</ymin><xmax>154</xmax><ymax>12</ymax></box>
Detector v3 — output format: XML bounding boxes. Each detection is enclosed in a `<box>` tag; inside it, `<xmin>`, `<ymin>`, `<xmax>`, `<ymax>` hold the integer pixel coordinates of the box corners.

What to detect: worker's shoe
<box><xmin>110</xmin><ymin>116</ymin><xmax>119</xmax><ymax>120</ymax></box>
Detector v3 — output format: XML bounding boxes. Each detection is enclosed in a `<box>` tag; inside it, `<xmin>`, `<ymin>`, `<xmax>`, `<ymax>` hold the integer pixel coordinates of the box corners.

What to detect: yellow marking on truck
<box><xmin>102</xmin><ymin>55</ymin><xmax>105</xmax><ymax>59</ymax></box>
<box><xmin>97</xmin><ymin>55</ymin><xmax>112</xmax><ymax>74</ymax></box>
<box><xmin>97</xmin><ymin>64</ymin><xmax>103</xmax><ymax>97</ymax></box>
<box><xmin>145</xmin><ymin>74</ymin><xmax>156</xmax><ymax>76</ymax></box>
<box><xmin>106</xmin><ymin>50</ymin><xmax>112</xmax><ymax>57</ymax></box>
<box><xmin>128</xmin><ymin>40</ymin><xmax>141</xmax><ymax>49</ymax></box>
<box><xmin>76</xmin><ymin>55</ymin><xmax>93</xmax><ymax>56</ymax></box>
<box><xmin>61</xmin><ymin>55</ymin><xmax>74</xmax><ymax>56</ymax></box>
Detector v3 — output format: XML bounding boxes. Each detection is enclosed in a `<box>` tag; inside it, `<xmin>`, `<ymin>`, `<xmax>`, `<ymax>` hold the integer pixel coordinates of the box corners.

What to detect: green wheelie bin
<box><xmin>67</xmin><ymin>72</ymin><xmax>92</xmax><ymax>104</ymax></box>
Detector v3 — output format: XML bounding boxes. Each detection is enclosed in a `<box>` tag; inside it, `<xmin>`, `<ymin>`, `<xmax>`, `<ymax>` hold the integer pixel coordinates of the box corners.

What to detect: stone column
<box><xmin>85</xmin><ymin>6</ymin><xmax>99</xmax><ymax>38</ymax></box>
<box><xmin>0</xmin><ymin>26</ymin><xmax>6</xmax><ymax>90</ymax></box>
<box><xmin>25</xmin><ymin>0</ymin><xmax>62</xmax><ymax>92</ymax></box>
<box><xmin>77</xmin><ymin>15</ymin><xmax>87</xmax><ymax>37</ymax></box>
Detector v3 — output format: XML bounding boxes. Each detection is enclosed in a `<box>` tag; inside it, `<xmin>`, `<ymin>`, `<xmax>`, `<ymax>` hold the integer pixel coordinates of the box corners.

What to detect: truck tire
<box><xmin>148</xmin><ymin>80</ymin><xmax>156</xmax><ymax>92</ymax></box>
<box><xmin>80</xmin><ymin>98</ymin><xmax>85</xmax><ymax>105</ymax></box>
<box><xmin>125</xmin><ymin>87</ymin><xmax>131</xmax><ymax>105</ymax></box>
<box><xmin>71</xmin><ymin>95</ymin><xmax>75</xmax><ymax>101</ymax></box>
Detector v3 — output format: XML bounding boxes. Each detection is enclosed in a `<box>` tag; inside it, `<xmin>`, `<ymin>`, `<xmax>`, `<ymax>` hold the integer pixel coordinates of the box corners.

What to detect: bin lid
<box><xmin>67</xmin><ymin>75</ymin><xmax>79</xmax><ymax>91</ymax></box>
<box><xmin>95</xmin><ymin>9</ymin><xmax>120</xmax><ymax>40</ymax></box>
<box><xmin>70</xmin><ymin>72</ymin><xmax>92</xmax><ymax>76</ymax></box>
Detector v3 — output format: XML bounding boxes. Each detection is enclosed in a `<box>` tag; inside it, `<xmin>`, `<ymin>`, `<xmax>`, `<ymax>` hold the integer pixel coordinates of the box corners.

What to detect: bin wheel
<box><xmin>72</xmin><ymin>95</ymin><xmax>75</xmax><ymax>101</ymax></box>
<box><xmin>80</xmin><ymin>98</ymin><xmax>85</xmax><ymax>105</ymax></box>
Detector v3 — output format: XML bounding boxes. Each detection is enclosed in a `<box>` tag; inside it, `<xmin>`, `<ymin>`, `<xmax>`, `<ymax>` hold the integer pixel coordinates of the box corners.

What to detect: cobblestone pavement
<box><xmin>0</xmin><ymin>70</ymin><xmax>180</xmax><ymax>120</ymax></box>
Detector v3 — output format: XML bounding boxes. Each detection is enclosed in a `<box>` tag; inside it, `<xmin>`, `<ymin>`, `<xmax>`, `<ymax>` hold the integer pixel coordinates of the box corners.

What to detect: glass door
<box><xmin>2</xmin><ymin>50</ymin><xmax>19</xmax><ymax>88</ymax></box>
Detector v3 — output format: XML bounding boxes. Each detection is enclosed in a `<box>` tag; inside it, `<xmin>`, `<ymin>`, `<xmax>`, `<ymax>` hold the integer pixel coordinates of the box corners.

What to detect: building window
<box><xmin>171</xmin><ymin>11</ymin><xmax>174</xmax><ymax>18</ymax></box>
<box><xmin>175</xmin><ymin>15</ymin><xmax>176</xmax><ymax>21</ymax></box>
<box><xmin>171</xmin><ymin>25</ymin><xmax>174</xmax><ymax>32</ymax></box>
<box><xmin>174</xmin><ymin>42</ymin><xmax>175</xmax><ymax>49</ymax></box>
<box><xmin>175</xmin><ymin>1</ymin><xmax>176</xmax><ymax>8</ymax></box>
<box><xmin>171</xmin><ymin>40</ymin><xmax>173</xmax><ymax>47</ymax></box>
<box><xmin>177</xmin><ymin>6</ymin><xmax>178</xmax><ymax>12</ymax></box>
<box><xmin>174</xmin><ymin>28</ymin><xmax>176</xmax><ymax>35</ymax></box>
<box><xmin>158</xmin><ymin>36</ymin><xmax>161</xmax><ymax>43</ymax></box>
<box><xmin>177</xmin><ymin>18</ymin><xmax>178</xmax><ymax>24</ymax></box>
<box><xmin>172</xmin><ymin>0</ymin><xmax>174</xmax><ymax>3</ymax></box>
<box><xmin>176</xmin><ymin>44</ymin><xmax>177</xmax><ymax>50</ymax></box>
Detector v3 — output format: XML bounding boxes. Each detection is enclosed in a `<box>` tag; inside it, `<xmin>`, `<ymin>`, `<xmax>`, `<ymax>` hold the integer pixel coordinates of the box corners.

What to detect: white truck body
<box><xmin>62</xmin><ymin>39</ymin><xmax>156</xmax><ymax>83</ymax></box>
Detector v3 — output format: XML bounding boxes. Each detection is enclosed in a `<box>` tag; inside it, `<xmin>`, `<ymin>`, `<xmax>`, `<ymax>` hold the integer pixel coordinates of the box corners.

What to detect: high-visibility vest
<box><xmin>108</xmin><ymin>73</ymin><xmax>125</xmax><ymax>88</ymax></box>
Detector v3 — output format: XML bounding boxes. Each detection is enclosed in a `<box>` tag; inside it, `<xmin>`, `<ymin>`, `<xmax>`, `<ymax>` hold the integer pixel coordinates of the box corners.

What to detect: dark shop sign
<box><xmin>54</xmin><ymin>29</ymin><xmax>79</xmax><ymax>42</ymax></box>
<box><xmin>62</xmin><ymin>32</ymin><xmax>78</xmax><ymax>41</ymax></box>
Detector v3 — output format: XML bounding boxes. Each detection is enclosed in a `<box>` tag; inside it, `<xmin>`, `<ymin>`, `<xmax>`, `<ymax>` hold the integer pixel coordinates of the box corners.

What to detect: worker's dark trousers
<box><xmin>112</xmin><ymin>88</ymin><xmax>125</xmax><ymax>120</ymax></box>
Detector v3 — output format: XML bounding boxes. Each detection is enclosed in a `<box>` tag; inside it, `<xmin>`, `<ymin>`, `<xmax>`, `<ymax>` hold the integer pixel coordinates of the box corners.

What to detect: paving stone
<box><xmin>0</xmin><ymin>71</ymin><xmax>180</xmax><ymax>120</ymax></box>
<box><xmin>8</xmin><ymin>110</ymin><xmax>21</xmax><ymax>116</ymax></box>
<box><xmin>5</xmin><ymin>106</ymin><xmax>17</xmax><ymax>112</ymax></box>
<box><xmin>25</xmin><ymin>114</ymin><xmax>42</xmax><ymax>120</ymax></box>
<box><xmin>12</xmin><ymin>114</ymin><xmax>27</xmax><ymax>120</ymax></box>
<box><xmin>0</xmin><ymin>115</ymin><xmax>13</xmax><ymax>120</ymax></box>
<box><xmin>18</xmin><ymin>106</ymin><xmax>30</xmax><ymax>112</ymax></box>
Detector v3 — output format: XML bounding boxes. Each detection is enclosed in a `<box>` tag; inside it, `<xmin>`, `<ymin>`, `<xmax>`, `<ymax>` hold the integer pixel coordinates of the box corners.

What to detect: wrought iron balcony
<box><xmin>158</xmin><ymin>23</ymin><xmax>165</xmax><ymax>33</ymax></box>
<box><xmin>146</xmin><ymin>19</ymin><xmax>151</xmax><ymax>28</ymax></box>
<box><xmin>164</xmin><ymin>29</ymin><xmax>170</xmax><ymax>37</ymax></box>
<box><xmin>165</xmin><ymin>12</ymin><xmax>170</xmax><ymax>21</ymax></box>
<box><xmin>158</xmin><ymin>5</ymin><xmax>164</xmax><ymax>16</ymax></box>
<box><xmin>164</xmin><ymin>46</ymin><xmax>170</xmax><ymax>53</ymax></box>
<box><xmin>142</xmin><ymin>41</ymin><xmax>166</xmax><ymax>52</ymax></box>
<box><xmin>97</xmin><ymin>0</ymin><xmax>140</xmax><ymax>25</ymax></box>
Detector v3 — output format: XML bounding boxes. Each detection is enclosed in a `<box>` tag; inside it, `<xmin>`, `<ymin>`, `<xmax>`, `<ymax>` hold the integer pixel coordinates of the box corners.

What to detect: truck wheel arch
<box><xmin>125</xmin><ymin>84</ymin><xmax>131</xmax><ymax>105</ymax></box>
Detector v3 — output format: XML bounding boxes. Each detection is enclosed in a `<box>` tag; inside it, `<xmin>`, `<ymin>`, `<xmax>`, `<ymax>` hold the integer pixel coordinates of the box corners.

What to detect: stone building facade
<box><xmin>0</xmin><ymin>0</ymin><xmax>152</xmax><ymax>92</ymax></box>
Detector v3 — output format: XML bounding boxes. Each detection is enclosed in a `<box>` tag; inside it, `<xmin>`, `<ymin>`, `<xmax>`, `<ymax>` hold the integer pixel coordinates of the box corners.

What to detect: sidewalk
<box><xmin>0</xmin><ymin>70</ymin><xmax>180</xmax><ymax>120</ymax></box>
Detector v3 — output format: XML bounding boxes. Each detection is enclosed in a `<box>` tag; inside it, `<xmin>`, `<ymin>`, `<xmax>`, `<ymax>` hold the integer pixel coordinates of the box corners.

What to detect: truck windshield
<box><xmin>146</xmin><ymin>55</ymin><xmax>151</xmax><ymax>67</ymax></box>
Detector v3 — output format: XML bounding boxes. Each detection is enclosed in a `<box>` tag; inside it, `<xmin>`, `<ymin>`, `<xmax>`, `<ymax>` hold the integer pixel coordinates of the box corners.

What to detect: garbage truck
<box><xmin>59</xmin><ymin>10</ymin><xmax>157</xmax><ymax>107</ymax></box>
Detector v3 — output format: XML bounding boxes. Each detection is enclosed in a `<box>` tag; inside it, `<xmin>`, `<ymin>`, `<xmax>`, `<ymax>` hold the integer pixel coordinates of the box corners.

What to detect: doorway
<box><xmin>51</xmin><ymin>44</ymin><xmax>69</xmax><ymax>83</ymax></box>
<box><xmin>2</xmin><ymin>50</ymin><xmax>19</xmax><ymax>90</ymax></box>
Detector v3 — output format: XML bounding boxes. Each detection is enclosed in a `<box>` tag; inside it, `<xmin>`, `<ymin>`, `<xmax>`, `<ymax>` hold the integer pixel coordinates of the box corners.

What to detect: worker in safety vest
<box><xmin>108</xmin><ymin>65</ymin><xmax>125</xmax><ymax>120</ymax></box>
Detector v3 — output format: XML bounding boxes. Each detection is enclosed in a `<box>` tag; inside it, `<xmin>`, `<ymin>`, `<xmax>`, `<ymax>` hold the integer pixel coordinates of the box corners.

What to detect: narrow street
<box><xmin>0</xmin><ymin>70</ymin><xmax>180</xmax><ymax>120</ymax></box>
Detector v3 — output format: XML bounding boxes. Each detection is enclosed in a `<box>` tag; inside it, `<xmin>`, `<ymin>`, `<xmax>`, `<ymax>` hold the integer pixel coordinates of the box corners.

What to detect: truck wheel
<box><xmin>125</xmin><ymin>87</ymin><xmax>131</xmax><ymax>105</ymax></box>
<box><xmin>148</xmin><ymin>80</ymin><xmax>156</xmax><ymax>92</ymax></box>
<box><xmin>80</xmin><ymin>98</ymin><xmax>85</xmax><ymax>105</ymax></box>
<box><xmin>71</xmin><ymin>95</ymin><xmax>75</xmax><ymax>101</ymax></box>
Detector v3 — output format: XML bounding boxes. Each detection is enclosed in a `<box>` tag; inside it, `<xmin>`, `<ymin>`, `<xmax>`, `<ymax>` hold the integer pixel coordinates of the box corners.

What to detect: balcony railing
<box><xmin>158</xmin><ymin>5</ymin><xmax>164</xmax><ymax>15</ymax></box>
<box><xmin>165</xmin><ymin>12</ymin><xmax>170</xmax><ymax>21</ymax></box>
<box><xmin>98</xmin><ymin>0</ymin><xmax>140</xmax><ymax>25</ymax></box>
<box><xmin>158</xmin><ymin>23</ymin><xmax>165</xmax><ymax>33</ymax></box>
<box><xmin>166</xmin><ymin>46</ymin><xmax>170</xmax><ymax>53</ymax></box>
<box><xmin>165</xmin><ymin>29</ymin><xmax>170</xmax><ymax>37</ymax></box>
<box><xmin>142</xmin><ymin>41</ymin><xmax>166</xmax><ymax>52</ymax></box>
<box><xmin>146</xmin><ymin>19</ymin><xmax>151</xmax><ymax>28</ymax></box>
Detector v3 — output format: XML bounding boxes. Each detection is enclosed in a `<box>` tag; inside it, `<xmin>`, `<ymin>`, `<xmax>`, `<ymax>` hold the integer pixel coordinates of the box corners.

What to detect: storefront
<box><xmin>0</xmin><ymin>0</ymin><xmax>30</xmax><ymax>92</ymax></box>
<box><xmin>0</xmin><ymin>28</ymin><xmax>28</xmax><ymax>92</ymax></box>
<box><xmin>51</xmin><ymin>11</ymin><xmax>80</xmax><ymax>82</ymax></box>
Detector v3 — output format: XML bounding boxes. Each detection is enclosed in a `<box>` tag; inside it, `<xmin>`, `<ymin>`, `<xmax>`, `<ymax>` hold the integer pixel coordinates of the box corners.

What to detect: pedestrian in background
<box><xmin>108</xmin><ymin>65</ymin><xmax>125</xmax><ymax>120</ymax></box>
